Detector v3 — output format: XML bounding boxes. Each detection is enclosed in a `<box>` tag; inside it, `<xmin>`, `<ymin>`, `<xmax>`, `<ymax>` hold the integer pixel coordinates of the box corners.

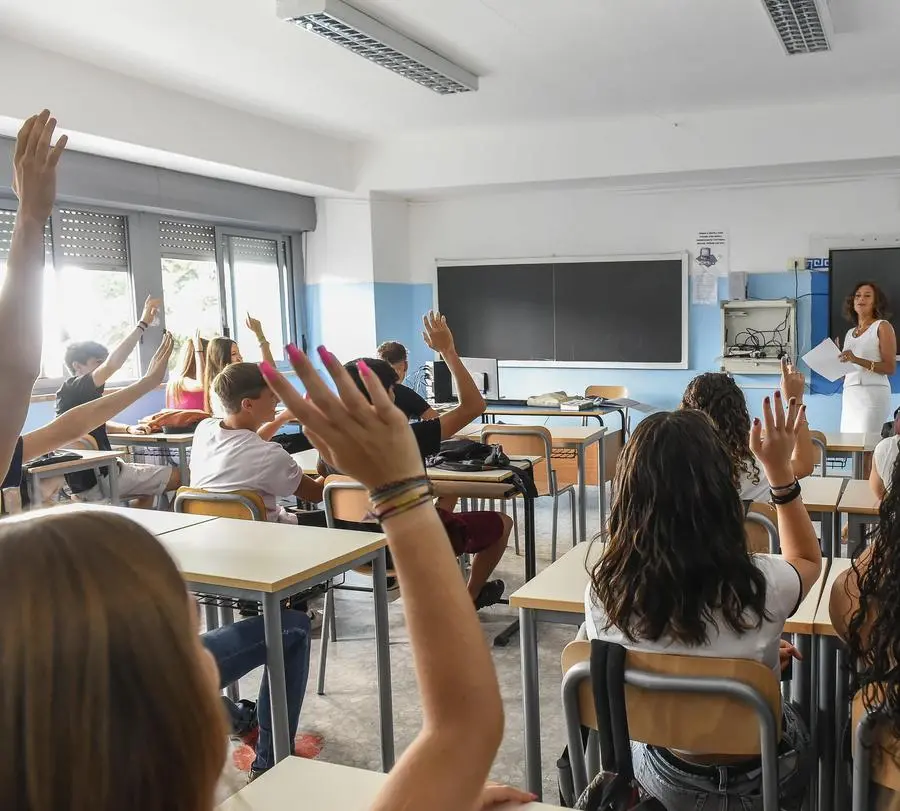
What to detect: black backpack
<box><xmin>426</xmin><ymin>438</ymin><xmax>538</xmax><ymax>497</ymax></box>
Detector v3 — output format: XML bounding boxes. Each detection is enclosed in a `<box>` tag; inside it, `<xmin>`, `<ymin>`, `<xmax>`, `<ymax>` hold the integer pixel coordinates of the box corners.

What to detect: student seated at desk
<box><xmin>377</xmin><ymin>340</ymin><xmax>438</xmax><ymax>421</ymax></box>
<box><xmin>55</xmin><ymin>316</ymin><xmax>182</xmax><ymax>505</ymax></box>
<box><xmin>165</xmin><ymin>334</ymin><xmax>208</xmax><ymax>410</ymax></box>
<box><xmin>680</xmin><ymin>357</ymin><xmax>814</xmax><ymax>502</ymax></box>
<box><xmin>585</xmin><ymin>396</ymin><xmax>820</xmax><ymax>811</ymax></box>
<box><xmin>1</xmin><ymin>336</ymin><xmax>174</xmax><ymax>514</ymax></box>
<box><xmin>315</xmin><ymin>311</ymin><xmax>511</xmax><ymax>609</ymax></box>
<box><xmin>189</xmin><ymin>362</ymin><xmax>323</xmax><ymax>520</ymax></box>
<box><xmin>831</xmin><ymin>455</ymin><xmax>900</xmax><ymax>810</ymax></box>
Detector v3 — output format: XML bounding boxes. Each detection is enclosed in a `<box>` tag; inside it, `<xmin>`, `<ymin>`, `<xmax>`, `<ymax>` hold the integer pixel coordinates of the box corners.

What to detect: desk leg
<box><xmin>178</xmin><ymin>446</ymin><xmax>189</xmax><ymax>486</ymax></box>
<box><xmin>107</xmin><ymin>462</ymin><xmax>120</xmax><ymax>506</ymax></box>
<box><xmin>834</xmin><ymin>645</ymin><xmax>850</xmax><ymax>810</ymax></box>
<box><xmin>262</xmin><ymin>594</ymin><xmax>291</xmax><ymax>763</ymax></box>
<box><xmin>817</xmin><ymin>635</ymin><xmax>836</xmax><ymax>811</ymax></box>
<box><xmin>853</xmin><ymin>450</ymin><xmax>864</xmax><ymax>480</ymax></box>
<box><xmin>27</xmin><ymin>472</ymin><xmax>39</xmax><ymax>508</ymax></box>
<box><xmin>520</xmin><ymin>607</ymin><xmax>543</xmax><ymax>799</ymax></box>
<box><xmin>848</xmin><ymin>514</ymin><xmax>866</xmax><ymax>558</ymax></box>
<box><xmin>597</xmin><ymin>439</ymin><xmax>606</xmax><ymax>540</ymax></box>
<box><xmin>494</xmin><ymin>494</ymin><xmax>535</xmax><ymax>647</ymax></box>
<box><xmin>792</xmin><ymin>633</ymin><xmax>812</xmax><ymax>723</ymax></box>
<box><xmin>576</xmin><ymin>446</ymin><xmax>587</xmax><ymax>544</ymax></box>
<box><xmin>372</xmin><ymin>548</ymin><xmax>395</xmax><ymax>771</ymax></box>
<box><xmin>820</xmin><ymin>511</ymin><xmax>834</xmax><ymax>558</ymax></box>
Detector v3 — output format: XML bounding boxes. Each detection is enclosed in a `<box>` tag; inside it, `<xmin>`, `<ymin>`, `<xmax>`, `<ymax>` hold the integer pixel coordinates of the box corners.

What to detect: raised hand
<box><xmin>258</xmin><ymin>345</ymin><xmax>423</xmax><ymax>491</ymax></box>
<box><xmin>422</xmin><ymin>310</ymin><xmax>455</xmax><ymax>356</ymax></box>
<box><xmin>780</xmin><ymin>356</ymin><xmax>805</xmax><ymax>402</ymax></box>
<box><xmin>245</xmin><ymin>313</ymin><xmax>265</xmax><ymax>340</ymax></box>
<box><xmin>13</xmin><ymin>110</ymin><xmax>67</xmax><ymax>224</ymax></box>
<box><xmin>140</xmin><ymin>295</ymin><xmax>162</xmax><ymax>326</ymax></box>
<box><xmin>749</xmin><ymin>390</ymin><xmax>805</xmax><ymax>486</ymax></box>
<box><xmin>144</xmin><ymin>332</ymin><xmax>175</xmax><ymax>386</ymax></box>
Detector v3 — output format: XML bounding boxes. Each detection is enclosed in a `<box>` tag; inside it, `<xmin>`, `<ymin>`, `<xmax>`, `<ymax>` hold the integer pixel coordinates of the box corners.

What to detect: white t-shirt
<box><xmin>873</xmin><ymin>435</ymin><xmax>900</xmax><ymax>491</ymax></box>
<box><xmin>189</xmin><ymin>418</ymin><xmax>303</xmax><ymax>523</ymax></box>
<box><xmin>738</xmin><ymin>470</ymin><xmax>770</xmax><ymax>503</ymax></box>
<box><xmin>584</xmin><ymin>555</ymin><xmax>802</xmax><ymax>674</ymax></box>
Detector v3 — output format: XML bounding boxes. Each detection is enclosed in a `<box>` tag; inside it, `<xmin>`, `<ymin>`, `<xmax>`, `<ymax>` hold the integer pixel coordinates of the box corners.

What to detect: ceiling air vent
<box><xmin>277</xmin><ymin>0</ymin><xmax>479</xmax><ymax>95</ymax></box>
<box><xmin>761</xmin><ymin>0</ymin><xmax>833</xmax><ymax>54</ymax></box>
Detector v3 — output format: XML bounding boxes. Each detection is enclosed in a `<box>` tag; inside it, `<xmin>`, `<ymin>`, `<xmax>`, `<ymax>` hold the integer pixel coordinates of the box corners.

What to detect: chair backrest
<box><xmin>585</xmin><ymin>385</ymin><xmax>628</xmax><ymax>400</ymax></box>
<box><xmin>852</xmin><ymin>690</ymin><xmax>900</xmax><ymax>793</ymax></box>
<box><xmin>479</xmin><ymin>425</ymin><xmax>552</xmax><ymax>493</ymax></box>
<box><xmin>174</xmin><ymin>487</ymin><xmax>266</xmax><ymax>521</ymax></box>
<box><xmin>745</xmin><ymin>502</ymin><xmax>780</xmax><ymax>554</ymax></box>
<box><xmin>323</xmin><ymin>475</ymin><xmax>373</xmax><ymax>527</ymax></box>
<box><xmin>809</xmin><ymin>429</ymin><xmax>827</xmax><ymax>477</ymax></box>
<box><xmin>561</xmin><ymin>640</ymin><xmax>782</xmax><ymax>755</ymax></box>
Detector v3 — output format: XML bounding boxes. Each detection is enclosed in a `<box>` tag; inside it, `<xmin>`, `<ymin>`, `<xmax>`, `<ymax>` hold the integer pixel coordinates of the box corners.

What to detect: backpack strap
<box><xmin>605</xmin><ymin>642</ymin><xmax>635</xmax><ymax>782</ymax></box>
<box><xmin>589</xmin><ymin>638</ymin><xmax>616</xmax><ymax>773</ymax></box>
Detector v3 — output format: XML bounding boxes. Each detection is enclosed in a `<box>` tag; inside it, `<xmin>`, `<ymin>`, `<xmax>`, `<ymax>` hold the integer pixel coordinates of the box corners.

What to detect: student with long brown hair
<box><xmin>166</xmin><ymin>334</ymin><xmax>208</xmax><ymax>410</ymax></box>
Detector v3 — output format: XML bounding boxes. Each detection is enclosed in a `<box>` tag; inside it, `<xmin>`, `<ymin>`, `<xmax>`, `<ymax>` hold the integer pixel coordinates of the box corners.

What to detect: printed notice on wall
<box><xmin>691</xmin><ymin>270</ymin><xmax>718</xmax><ymax>306</ymax></box>
<box><xmin>694</xmin><ymin>230</ymin><xmax>729</xmax><ymax>276</ymax></box>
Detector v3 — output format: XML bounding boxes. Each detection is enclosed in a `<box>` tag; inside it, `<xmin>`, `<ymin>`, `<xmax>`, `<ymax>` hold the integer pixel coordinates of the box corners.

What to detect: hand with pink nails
<box><xmin>259</xmin><ymin>346</ymin><xmax>424</xmax><ymax>491</ymax></box>
<box><xmin>749</xmin><ymin>391</ymin><xmax>805</xmax><ymax>487</ymax></box>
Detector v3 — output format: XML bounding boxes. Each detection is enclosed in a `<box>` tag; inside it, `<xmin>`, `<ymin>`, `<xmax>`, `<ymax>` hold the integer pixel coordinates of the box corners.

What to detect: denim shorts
<box><xmin>633</xmin><ymin>701</ymin><xmax>813</xmax><ymax>811</ymax></box>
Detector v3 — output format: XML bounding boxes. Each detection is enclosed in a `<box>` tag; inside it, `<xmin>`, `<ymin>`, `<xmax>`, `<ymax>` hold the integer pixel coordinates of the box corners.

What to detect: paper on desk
<box><xmin>802</xmin><ymin>338</ymin><xmax>852</xmax><ymax>382</ymax></box>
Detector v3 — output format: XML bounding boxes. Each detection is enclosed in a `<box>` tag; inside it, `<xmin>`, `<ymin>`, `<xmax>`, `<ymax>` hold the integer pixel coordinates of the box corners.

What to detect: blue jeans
<box><xmin>202</xmin><ymin>610</ymin><xmax>311</xmax><ymax>772</ymax></box>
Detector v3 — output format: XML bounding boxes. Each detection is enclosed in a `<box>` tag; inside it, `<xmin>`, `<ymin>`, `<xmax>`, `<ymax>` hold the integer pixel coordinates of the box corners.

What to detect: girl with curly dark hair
<box><xmin>831</xmin><ymin>448</ymin><xmax>900</xmax><ymax>808</ymax></box>
<box><xmin>680</xmin><ymin>358</ymin><xmax>815</xmax><ymax>502</ymax></box>
<box><xmin>585</xmin><ymin>395</ymin><xmax>821</xmax><ymax>810</ymax></box>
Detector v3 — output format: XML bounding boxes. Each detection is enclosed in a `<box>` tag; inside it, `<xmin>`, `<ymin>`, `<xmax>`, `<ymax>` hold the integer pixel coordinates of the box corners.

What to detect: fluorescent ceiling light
<box><xmin>761</xmin><ymin>0</ymin><xmax>833</xmax><ymax>54</ymax></box>
<box><xmin>277</xmin><ymin>0</ymin><xmax>479</xmax><ymax>95</ymax></box>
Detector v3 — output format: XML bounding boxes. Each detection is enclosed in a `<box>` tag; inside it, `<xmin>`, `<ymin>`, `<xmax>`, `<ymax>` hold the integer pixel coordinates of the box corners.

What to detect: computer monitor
<box><xmin>430</xmin><ymin>358</ymin><xmax>500</xmax><ymax>402</ymax></box>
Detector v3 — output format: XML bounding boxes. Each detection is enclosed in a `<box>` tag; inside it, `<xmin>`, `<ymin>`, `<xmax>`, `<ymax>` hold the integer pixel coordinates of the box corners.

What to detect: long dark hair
<box><xmin>204</xmin><ymin>337</ymin><xmax>238</xmax><ymax>412</ymax></box>
<box><xmin>590</xmin><ymin>410</ymin><xmax>769</xmax><ymax>645</ymax></box>
<box><xmin>843</xmin><ymin>281</ymin><xmax>891</xmax><ymax>326</ymax></box>
<box><xmin>681</xmin><ymin>372</ymin><xmax>760</xmax><ymax>490</ymax></box>
<box><xmin>846</xmin><ymin>437</ymin><xmax>900</xmax><ymax>739</ymax></box>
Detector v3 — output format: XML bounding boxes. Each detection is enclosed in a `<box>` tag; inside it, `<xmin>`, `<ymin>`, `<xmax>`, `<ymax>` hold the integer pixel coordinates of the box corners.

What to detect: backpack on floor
<box><xmin>557</xmin><ymin>641</ymin><xmax>665</xmax><ymax>810</ymax></box>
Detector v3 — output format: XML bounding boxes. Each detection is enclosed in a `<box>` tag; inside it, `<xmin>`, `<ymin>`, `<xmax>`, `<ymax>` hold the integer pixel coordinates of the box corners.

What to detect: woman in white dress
<box><xmin>839</xmin><ymin>281</ymin><xmax>896</xmax><ymax>433</ymax></box>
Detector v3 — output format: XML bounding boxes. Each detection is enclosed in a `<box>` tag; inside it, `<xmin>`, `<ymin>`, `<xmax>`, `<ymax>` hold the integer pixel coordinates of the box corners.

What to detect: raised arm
<box><xmin>422</xmin><ymin>311</ymin><xmax>485</xmax><ymax>439</ymax></box>
<box><xmin>21</xmin><ymin>333</ymin><xmax>173</xmax><ymax>461</ymax></box>
<box><xmin>258</xmin><ymin>408</ymin><xmax>295</xmax><ymax>441</ymax></box>
<box><xmin>92</xmin><ymin>295</ymin><xmax>161</xmax><ymax>387</ymax></box>
<box><xmin>260</xmin><ymin>347</ymin><xmax>504</xmax><ymax>811</ymax></box>
<box><xmin>0</xmin><ymin>111</ymin><xmax>67</xmax><ymax>479</ymax></box>
<box><xmin>750</xmin><ymin>391</ymin><xmax>822</xmax><ymax>596</ymax></box>
<box><xmin>245</xmin><ymin>313</ymin><xmax>276</xmax><ymax>367</ymax></box>
<box><xmin>780</xmin><ymin>358</ymin><xmax>815</xmax><ymax>479</ymax></box>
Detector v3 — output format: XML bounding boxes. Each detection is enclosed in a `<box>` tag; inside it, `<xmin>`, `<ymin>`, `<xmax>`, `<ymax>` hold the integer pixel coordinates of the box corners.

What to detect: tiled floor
<box><xmin>225</xmin><ymin>488</ymin><xmax>605</xmax><ymax>800</ymax></box>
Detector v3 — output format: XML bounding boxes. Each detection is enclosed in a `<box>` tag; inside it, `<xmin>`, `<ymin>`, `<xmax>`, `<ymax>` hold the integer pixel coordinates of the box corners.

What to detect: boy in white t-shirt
<box><xmin>189</xmin><ymin>363</ymin><xmax>323</xmax><ymax>520</ymax></box>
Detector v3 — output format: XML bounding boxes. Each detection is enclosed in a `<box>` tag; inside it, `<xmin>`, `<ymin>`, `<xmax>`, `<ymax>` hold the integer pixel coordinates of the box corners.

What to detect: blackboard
<box><xmin>829</xmin><ymin>248</ymin><xmax>900</xmax><ymax>347</ymax></box>
<box><xmin>436</xmin><ymin>256</ymin><xmax>686</xmax><ymax>366</ymax></box>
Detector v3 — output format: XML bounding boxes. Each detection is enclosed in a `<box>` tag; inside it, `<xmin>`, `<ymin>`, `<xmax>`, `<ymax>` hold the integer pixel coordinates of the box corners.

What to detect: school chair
<box><xmin>174</xmin><ymin>487</ymin><xmax>268</xmax><ymax>703</ymax></box>
<box><xmin>851</xmin><ymin>690</ymin><xmax>900</xmax><ymax>811</ymax></box>
<box><xmin>479</xmin><ymin>424</ymin><xmax>576</xmax><ymax>562</ymax></box>
<box><xmin>584</xmin><ymin>385</ymin><xmax>629</xmax><ymax>432</ymax></box>
<box><xmin>746</xmin><ymin>502</ymin><xmax>780</xmax><ymax>553</ymax></box>
<box><xmin>810</xmin><ymin>430</ymin><xmax>828</xmax><ymax>477</ymax></box>
<box><xmin>561</xmin><ymin>640</ymin><xmax>782</xmax><ymax>811</ymax></box>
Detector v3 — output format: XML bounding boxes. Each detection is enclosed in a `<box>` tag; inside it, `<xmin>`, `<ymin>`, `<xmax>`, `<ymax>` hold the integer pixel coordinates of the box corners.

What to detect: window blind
<box><xmin>229</xmin><ymin>235</ymin><xmax>278</xmax><ymax>263</ymax></box>
<box><xmin>55</xmin><ymin>208</ymin><xmax>129</xmax><ymax>270</ymax></box>
<box><xmin>160</xmin><ymin>219</ymin><xmax>217</xmax><ymax>261</ymax></box>
<box><xmin>0</xmin><ymin>209</ymin><xmax>53</xmax><ymax>262</ymax></box>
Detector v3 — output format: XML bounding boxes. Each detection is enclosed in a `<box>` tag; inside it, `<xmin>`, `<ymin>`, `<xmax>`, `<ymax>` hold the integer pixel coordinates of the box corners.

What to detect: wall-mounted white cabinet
<box><xmin>720</xmin><ymin>298</ymin><xmax>796</xmax><ymax>375</ymax></box>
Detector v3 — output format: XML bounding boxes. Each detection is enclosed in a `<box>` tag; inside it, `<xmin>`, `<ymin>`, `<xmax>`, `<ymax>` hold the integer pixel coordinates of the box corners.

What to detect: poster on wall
<box><xmin>694</xmin><ymin>230</ymin><xmax>729</xmax><ymax>276</ymax></box>
<box><xmin>691</xmin><ymin>269</ymin><xmax>718</xmax><ymax>305</ymax></box>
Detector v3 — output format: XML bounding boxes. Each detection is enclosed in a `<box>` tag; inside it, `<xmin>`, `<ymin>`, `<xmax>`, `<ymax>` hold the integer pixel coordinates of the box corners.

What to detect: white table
<box><xmin>51</xmin><ymin>502</ymin><xmax>217</xmax><ymax>535</ymax></box>
<box><xmin>823</xmin><ymin>433</ymin><xmax>881</xmax><ymax>479</ymax></box>
<box><xmin>218</xmin><ymin>756</ymin><xmax>565</xmax><ymax>810</ymax></box>
<box><xmin>160</xmin><ymin>517</ymin><xmax>393</xmax><ymax>769</ymax></box>
<box><xmin>26</xmin><ymin>449</ymin><xmax>123</xmax><ymax>506</ymax></box>
<box><xmin>108</xmin><ymin>431</ymin><xmax>194</xmax><ymax>484</ymax></box>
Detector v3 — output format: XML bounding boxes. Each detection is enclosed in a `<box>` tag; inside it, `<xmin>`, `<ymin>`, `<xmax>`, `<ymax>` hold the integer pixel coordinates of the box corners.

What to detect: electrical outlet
<box><xmin>786</xmin><ymin>257</ymin><xmax>806</xmax><ymax>272</ymax></box>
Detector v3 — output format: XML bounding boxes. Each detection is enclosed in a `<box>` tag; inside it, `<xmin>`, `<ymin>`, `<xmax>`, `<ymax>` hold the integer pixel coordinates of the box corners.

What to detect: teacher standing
<box><xmin>839</xmin><ymin>281</ymin><xmax>897</xmax><ymax>433</ymax></box>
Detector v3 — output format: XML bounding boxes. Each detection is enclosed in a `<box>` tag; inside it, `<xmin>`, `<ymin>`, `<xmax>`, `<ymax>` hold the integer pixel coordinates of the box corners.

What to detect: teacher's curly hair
<box><xmin>680</xmin><ymin>372</ymin><xmax>760</xmax><ymax>489</ymax></box>
<box><xmin>846</xmin><ymin>449</ymin><xmax>900</xmax><ymax>742</ymax></box>
<box><xmin>843</xmin><ymin>281</ymin><xmax>891</xmax><ymax>325</ymax></box>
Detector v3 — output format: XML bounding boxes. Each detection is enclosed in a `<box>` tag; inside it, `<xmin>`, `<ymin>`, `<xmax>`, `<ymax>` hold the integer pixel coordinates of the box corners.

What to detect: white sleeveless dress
<box><xmin>841</xmin><ymin>319</ymin><xmax>891</xmax><ymax>433</ymax></box>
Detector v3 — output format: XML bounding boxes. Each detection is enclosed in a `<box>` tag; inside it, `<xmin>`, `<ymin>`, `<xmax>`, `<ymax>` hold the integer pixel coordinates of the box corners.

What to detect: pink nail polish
<box><xmin>316</xmin><ymin>345</ymin><xmax>331</xmax><ymax>364</ymax></box>
<box><xmin>286</xmin><ymin>344</ymin><xmax>303</xmax><ymax>364</ymax></box>
<box><xmin>259</xmin><ymin>361</ymin><xmax>276</xmax><ymax>380</ymax></box>
<box><xmin>754</xmin><ymin>418</ymin><xmax>760</xmax><ymax>425</ymax></box>
<box><xmin>358</xmin><ymin>359</ymin><xmax>371</xmax><ymax>377</ymax></box>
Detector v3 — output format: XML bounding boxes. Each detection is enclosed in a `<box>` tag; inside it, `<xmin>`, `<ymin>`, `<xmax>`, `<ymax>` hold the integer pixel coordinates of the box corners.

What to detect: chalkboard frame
<box><xmin>435</xmin><ymin>252</ymin><xmax>690</xmax><ymax>369</ymax></box>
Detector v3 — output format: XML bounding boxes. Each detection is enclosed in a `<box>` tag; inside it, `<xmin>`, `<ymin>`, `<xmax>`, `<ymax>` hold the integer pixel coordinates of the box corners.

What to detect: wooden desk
<box><xmin>108</xmin><ymin>431</ymin><xmax>194</xmax><ymax>483</ymax></box>
<box><xmin>26</xmin><ymin>449</ymin><xmax>123</xmax><ymax>506</ymax></box>
<box><xmin>838</xmin><ymin>478</ymin><xmax>879</xmax><ymax>555</ymax></box>
<box><xmin>823</xmin><ymin>433</ymin><xmax>880</xmax><ymax>479</ymax></box>
<box><xmin>472</xmin><ymin>426</ymin><xmax>608</xmax><ymax>544</ymax></box>
<box><xmin>509</xmin><ymin>545</ymin><xmax>826</xmax><ymax>798</ymax></box>
<box><xmin>801</xmin><ymin>475</ymin><xmax>847</xmax><ymax>557</ymax></box>
<box><xmin>218</xmin><ymin>756</ymin><xmax>566</xmax><ymax>811</ymax></box>
<box><xmin>813</xmin><ymin>557</ymin><xmax>852</xmax><ymax>638</ymax></box>
<box><xmin>161</xmin><ymin>518</ymin><xmax>393</xmax><ymax>770</ymax></box>
<box><xmin>51</xmin><ymin>503</ymin><xmax>217</xmax><ymax>535</ymax></box>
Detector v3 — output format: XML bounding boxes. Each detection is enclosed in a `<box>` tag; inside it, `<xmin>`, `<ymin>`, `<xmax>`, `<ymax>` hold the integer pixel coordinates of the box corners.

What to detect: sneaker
<box><xmin>385</xmin><ymin>576</ymin><xmax>401</xmax><ymax>603</ymax></box>
<box><xmin>474</xmin><ymin>579</ymin><xmax>505</xmax><ymax>610</ymax></box>
<box><xmin>306</xmin><ymin>608</ymin><xmax>322</xmax><ymax>632</ymax></box>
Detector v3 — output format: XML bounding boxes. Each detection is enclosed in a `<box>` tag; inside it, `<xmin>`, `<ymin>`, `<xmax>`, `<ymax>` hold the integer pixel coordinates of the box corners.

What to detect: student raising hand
<box><xmin>260</xmin><ymin>346</ymin><xmax>506</xmax><ymax>811</ymax></box>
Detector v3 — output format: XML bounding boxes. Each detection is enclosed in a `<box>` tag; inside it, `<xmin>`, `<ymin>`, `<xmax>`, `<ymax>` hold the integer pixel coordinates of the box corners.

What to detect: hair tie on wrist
<box><xmin>770</xmin><ymin>479</ymin><xmax>801</xmax><ymax>506</ymax></box>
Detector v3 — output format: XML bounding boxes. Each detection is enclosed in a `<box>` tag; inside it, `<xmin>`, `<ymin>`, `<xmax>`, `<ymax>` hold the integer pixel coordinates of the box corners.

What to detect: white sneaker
<box><xmin>306</xmin><ymin>609</ymin><xmax>323</xmax><ymax>632</ymax></box>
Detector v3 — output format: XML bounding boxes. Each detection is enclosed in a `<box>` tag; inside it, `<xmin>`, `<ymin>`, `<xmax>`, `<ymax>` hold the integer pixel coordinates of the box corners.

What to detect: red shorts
<box><xmin>437</xmin><ymin>508</ymin><xmax>504</xmax><ymax>555</ymax></box>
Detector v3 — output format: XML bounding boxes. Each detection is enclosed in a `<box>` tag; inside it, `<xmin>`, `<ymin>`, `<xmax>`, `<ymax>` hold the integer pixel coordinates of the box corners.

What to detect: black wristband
<box><xmin>137</xmin><ymin>320</ymin><xmax>149</xmax><ymax>331</ymax></box>
<box><xmin>770</xmin><ymin>480</ymin><xmax>802</xmax><ymax>505</ymax></box>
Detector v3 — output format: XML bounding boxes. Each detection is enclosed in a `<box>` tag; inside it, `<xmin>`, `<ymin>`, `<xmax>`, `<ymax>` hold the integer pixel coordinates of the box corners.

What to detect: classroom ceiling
<box><xmin>3</xmin><ymin>0</ymin><xmax>900</xmax><ymax>141</ymax></box>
